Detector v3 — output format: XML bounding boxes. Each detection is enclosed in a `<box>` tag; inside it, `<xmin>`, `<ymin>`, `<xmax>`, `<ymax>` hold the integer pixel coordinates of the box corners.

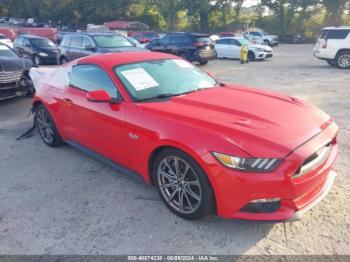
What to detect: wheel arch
<box><xmin>147</xmin><ymin>143</ymin><xmax>218</xmax><ymax>211</ymax></box>
<box><xmin>336</xmin><ymin>48</ymin><xmax>350</xmax><ymax>57</ymax></box>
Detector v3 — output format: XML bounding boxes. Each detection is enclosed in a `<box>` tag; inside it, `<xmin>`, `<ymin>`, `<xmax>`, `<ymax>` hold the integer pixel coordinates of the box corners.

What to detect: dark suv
<box><xmin>13</xmin><ymin>34</ymin><xmax>58</xmax><ymax>65</ymax></box>
<box><xmin>58</xmin><ymin>33</ymin><xmax>146</xmax><ymax>64</ymax></box>
<box><xmin>146</xmin><ymin>33</ymin><xmax>216</xmax><ymax>65</ymax></box>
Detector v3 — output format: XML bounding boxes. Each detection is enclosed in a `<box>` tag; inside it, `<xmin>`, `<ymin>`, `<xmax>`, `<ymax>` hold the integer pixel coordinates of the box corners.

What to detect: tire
<box><xmin>327</xmin><ymin>59</ymin><xmax>336</xmax><ymax>66</ymax></box>
<box><xmin>153</xmin><ymin>148</ymin><xmax>215</xmax><ymax>220</ymax></box>
<box><xmin>35</xmin><ymin>104</ymin><xmax>63</xmax><ymax>147</ymax></box>
<box><xmin>335</xmin><ymin>51</ymin><xmax>350</xmax><ymax>69</ymax></box>
<box><xmin>60</xmin><ymin>56</ymin><xmax>68</xmax><ymax>65</ymax></box>
<box><xmin>199</xmin><ymin>60</ymin><xmax>208</xmax><ymax>65</ymax></box>
<box><xmin>248</xmin><ymin>51</ymin><xmax>255</xmax><ymax>61</ymax></box>
<box><xmin>33</xmin><ymin>55</ymin><xmax>42</xmax><ymax>66</ymax></box>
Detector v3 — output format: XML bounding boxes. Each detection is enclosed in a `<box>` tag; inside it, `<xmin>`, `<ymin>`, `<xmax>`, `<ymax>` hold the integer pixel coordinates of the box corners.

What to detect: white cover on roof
<box><xmin>29</xmin><ymin>64</ymin><xmax>72</xmax><ymax>91</ymax></box>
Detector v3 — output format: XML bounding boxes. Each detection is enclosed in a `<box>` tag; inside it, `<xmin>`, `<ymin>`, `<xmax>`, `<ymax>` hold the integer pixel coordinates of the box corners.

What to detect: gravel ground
<box><xmin>0</xmin><ymin>44</ymin><xmax>349</xmax><ymax>255</ymax></box>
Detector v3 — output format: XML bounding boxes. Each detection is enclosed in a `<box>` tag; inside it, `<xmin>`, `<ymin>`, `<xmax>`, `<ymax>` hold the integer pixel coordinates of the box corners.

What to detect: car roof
<box><xmin>323</xmin><ymin>26</ymin><xmax>350</xmax><ymax>30</ymax></box>
<box><xmin>77</xmin><ymin>52</ymin><xmax>179</xmax><ymax>68</ymax></box>
<box><xmin>66</xmin><ymin>32</ymin><xmax>122</xmax><ymax>37</ymax></box>
<box><xmin>166</xmin><ymin>32</ymin><xmax>209</xmax><ymax>37</ymax></box>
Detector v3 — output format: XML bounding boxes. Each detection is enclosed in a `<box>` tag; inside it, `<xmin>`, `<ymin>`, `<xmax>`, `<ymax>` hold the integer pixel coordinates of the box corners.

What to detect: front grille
<box><xmin>293</xmin><ymin>142</ymin><xmax>332</xmax><ymax>179</ymax></box>
<box><xmin>0</xmin><ymin>70</ymin><xmax>23</xmax><ymax>84</ymax></box>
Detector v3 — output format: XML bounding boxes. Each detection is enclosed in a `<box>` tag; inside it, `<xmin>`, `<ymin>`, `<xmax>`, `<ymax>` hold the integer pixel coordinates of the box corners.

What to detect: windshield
<box><xmin>0</xmin><ymin>45</ymin><xmax>18</xmax><ymax>58</ymax></box>
<box><xmin>93</xmin><ymin>35</ymin><xmax>133</xmax><ymax>48</ymax></box>
<box><xmin>30</xmin><ymin>38</ymin><xmax>56</xmax><ymax>47</ymax></box>
<box><xmin>115</xmin><ymin>59</ymin><xmax>218</xmax><ymax>101</ymax></box>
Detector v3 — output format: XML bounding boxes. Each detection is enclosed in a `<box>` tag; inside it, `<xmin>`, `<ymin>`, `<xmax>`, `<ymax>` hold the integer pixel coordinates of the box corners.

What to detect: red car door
<box><xmin>61</xmin><ymin>64</ymin><xmax>129</xmax><ymax>167</ymax></box>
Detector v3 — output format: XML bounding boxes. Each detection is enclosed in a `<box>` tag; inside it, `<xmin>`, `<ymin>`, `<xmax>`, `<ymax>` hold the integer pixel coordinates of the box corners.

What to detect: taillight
<box><xmin>193</xmin><ymin>42</ymin><xmax>202</xmax><ymax>47</ymax></box>
<box><xmin>322</xmin><ymin>40</ymin><xmax>327</xmax><ymax>49</ymax></box>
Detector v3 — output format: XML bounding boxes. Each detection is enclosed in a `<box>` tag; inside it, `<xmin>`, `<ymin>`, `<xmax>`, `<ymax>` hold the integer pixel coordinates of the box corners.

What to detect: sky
<box><xmin>242</xmin><ymin>0</ymin><xmax>260</xmax><ymax>7</ymax></box>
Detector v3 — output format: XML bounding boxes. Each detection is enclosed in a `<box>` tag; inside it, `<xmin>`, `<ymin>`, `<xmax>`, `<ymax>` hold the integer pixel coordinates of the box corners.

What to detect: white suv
<box><xmin>314</xmin><ymin>26</ymin><xmax>350</xmax><ymax>69</ymax></box>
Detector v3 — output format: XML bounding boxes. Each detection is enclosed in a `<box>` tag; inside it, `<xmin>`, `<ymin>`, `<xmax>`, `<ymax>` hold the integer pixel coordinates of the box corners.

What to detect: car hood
<box><xmin>249</xmin><ymin>44</ymin><xmax>272</xmax><ymax>51</ymax></box>
<box><xmin>99</xmin><ymin>46</ymin><xmax>147</xmax><ymax>53</ymax></box>
<box><xmin>0</xmin><ymin>57</ymin><xmax>33</xmax><ymax>71</ymax></box>
<box><xmin>141</xmin><ymin>85</ymin><xmax>331</xmax><ymax>158</ymax></box>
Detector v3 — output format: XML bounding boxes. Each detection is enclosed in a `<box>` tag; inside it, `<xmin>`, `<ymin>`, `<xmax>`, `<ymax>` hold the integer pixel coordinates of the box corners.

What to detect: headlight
<box><xmin>212</xmin><ymin>152</ymin><xmax>280</xmax><ymax>172</ymax></box>
<box><xmin>38</xmin><ymin>52</ymin><xmax>48</xmax><ymax>57</ymax></box>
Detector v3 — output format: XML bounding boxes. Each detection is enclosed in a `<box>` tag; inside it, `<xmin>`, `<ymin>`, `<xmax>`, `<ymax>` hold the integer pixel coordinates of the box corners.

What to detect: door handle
<box><xmin>63</xmin><ymin>98</ymin><xmax>73</xmax><ymax>105</ymax></box>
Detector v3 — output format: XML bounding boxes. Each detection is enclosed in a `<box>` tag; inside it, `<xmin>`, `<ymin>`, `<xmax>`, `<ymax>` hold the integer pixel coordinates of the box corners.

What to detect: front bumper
<box><xmin>0</xmin><ymin>77</ymin><xmax>33</xmax><ymax>100</ymax></box>
<box><xmin>201</xmin><ymin>122</ymin><xmax>338</xmax><ymax>221</ymax></box>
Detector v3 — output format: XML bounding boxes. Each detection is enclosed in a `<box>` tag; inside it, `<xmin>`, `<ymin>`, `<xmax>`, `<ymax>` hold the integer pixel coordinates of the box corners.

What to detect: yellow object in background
<box><xmin>240</xmin><ymin>45</ymin><xmax>249</xmax><ymax>64</ymax></box>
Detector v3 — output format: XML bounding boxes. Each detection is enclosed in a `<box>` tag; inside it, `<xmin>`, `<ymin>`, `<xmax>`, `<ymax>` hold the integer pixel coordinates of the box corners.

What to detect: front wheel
<box><xmin>335</xmin><ymin>51</ymin><xmax>350</xmax><ymax>69</ymax></box>
<box><xmin>153</xmin><ymin>149</ymin><xmax>215</xmax><ymax>220</ymax></box>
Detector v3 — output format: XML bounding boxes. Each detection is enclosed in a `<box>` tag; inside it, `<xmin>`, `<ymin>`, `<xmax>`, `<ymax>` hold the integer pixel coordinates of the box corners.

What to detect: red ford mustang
<box><xmin>32</xmin><ymin>52</ymin><xmax>338</xmax><ymax>221</ymax></box>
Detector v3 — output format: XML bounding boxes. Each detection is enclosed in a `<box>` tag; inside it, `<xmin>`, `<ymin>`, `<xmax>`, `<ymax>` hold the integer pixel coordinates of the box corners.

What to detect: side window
<box><xmin>16</xmin><ymin>36</ymin><xmax>23</xmax><ymax>45</ymax></box>
<box><xmin>70</xmin><ymin>65</ymin><xmax>118</xmax><ymax>98</ymax></box>
<box><xmin>160</xmin><ymin>36</ymin><xmax>171</xmax><ymax>45</ymax></box>
<box><xmin>216</xmin><ymin>39</ymin><xmax>229</xmax><ymax>45</ymax></box>
<box><xmin>82</xmin><ymin>36</ymin><xmax>94</xmax><ymax>48</ymax></box>
<box><xmin>61</xmin><ymin>36</ymin><xmax>71</xmax><ymax>47</ymax></box>
<box><xmin>70</xmin><ymin>36</ymin><xmax>83</xmax><ymax>48</ymax></box>
<box><xmin>169</xmin><ymin>36</ymin><xmax>183</xmax><ymax>44</ymax></box>
<box><xmin>24</xmin><ymin>38</ymin><xmax>30</xmax><ymax>46</ymax></box>
<box><xmin>326</xmin><ymin>30</ymin><xmax>350</xmax><ymax>40</ymax></box>
<box><xmin>229</xmin><ymin>39</ymin><xmax>241</xmax><ymax>46</ymax></box>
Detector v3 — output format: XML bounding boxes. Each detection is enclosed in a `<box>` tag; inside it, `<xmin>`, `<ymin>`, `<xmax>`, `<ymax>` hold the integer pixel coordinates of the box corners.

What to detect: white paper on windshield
<box><xmin>173</xmin><ymin>59</ymin><xmax>194</xmax><ymax>68</ymax></box>
<box><xmin>121</xmin><ymin>68</ymin><xmax>159</xmax><ymax>91</ymax></box>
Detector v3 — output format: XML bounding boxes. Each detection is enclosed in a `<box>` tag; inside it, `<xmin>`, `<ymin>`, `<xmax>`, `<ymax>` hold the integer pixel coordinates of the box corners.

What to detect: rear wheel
<box><xmin>335</xmin><ymin>51</ymin><xmax>350</xmax><ymax>69</ymax></box>
<box><xmin>35</xmin><ymin>104</ymin><xmax>63</xmax><ymax>147</ymax></box>
<box><xmin>199</xmin><ymin>60</ymin><xmax>208</xmax><ymax>65</ymax></box>
<box><xmin>153</xmin><ymin>148</ymin><xmax>215</xmax><ymax>220</ymax></box>
<box><xmin>33</xmin><ymin>55</ymin><xmax>42</xmax><ymax>66</ymax></box>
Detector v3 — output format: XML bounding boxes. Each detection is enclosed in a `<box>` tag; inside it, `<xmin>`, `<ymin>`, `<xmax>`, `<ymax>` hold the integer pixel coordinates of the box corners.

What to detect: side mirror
<box><xmin>86</xmin><ymin>90</ymin><xmax>121</xmax><ymax>103</ymax></box>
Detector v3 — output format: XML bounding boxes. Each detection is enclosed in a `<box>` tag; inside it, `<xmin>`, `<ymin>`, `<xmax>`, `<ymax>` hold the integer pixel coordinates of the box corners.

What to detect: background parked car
<box><xmin>279</xmin><ymin>34</ymin><xmax>306</xmax><ymax>44</ymax></box>
<box><xmin>132</xmin><ymin>32</ymin><xmax>159</xmax><ymax>44</ymax></box>
<box><xmin>0</xmin><ymin>34</ymin><xmax>13</xmax><ymax>48</ymax></box>
<box><xmin>13</xmin><ymin>34</ymin><xmax>58</xmax><ymax>65</ymax></box>
<box><xmin>215</xmin><ymin>37</ymin><xmax>273</xmax><ymax>61</ymax></box>
<box><xmin>244</xmin><ymin>31</ymin><xmax>279</xmax><ymax>47</ymax></box>
<box><xmin>314</xmin><ymin>26</ymin><xmax>350</xmax><ymax>69</ymax></box>
<box><xmin>58</xmin><ymin>33</ymin><xmax>146</xmax><ymax>64</ymax></box>
<box><xmin>0</xmin><ymin>43</ymin><xmax>33</xmax><ymax>100</ymax></box>
<box><xmin>146</xmin><ymin>32</ymin><xmax>216</xmax><ymax>65</ymax></box>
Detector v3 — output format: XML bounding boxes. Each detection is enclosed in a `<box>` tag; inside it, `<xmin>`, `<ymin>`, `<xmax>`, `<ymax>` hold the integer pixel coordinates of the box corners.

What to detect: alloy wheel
<box><xmin>338</xmin><ymin>54</ymin><xmax>350</xmax><ymax>69</ymax></box>
<box><xmin>36</xmin><ymin>108</ymin><xmax>54</xmax><ymax>144</ymax></box>
<box><xmin>157</xmin><ymin>156</ymin><xmax>202</xmax><ymax>214</ymax></box>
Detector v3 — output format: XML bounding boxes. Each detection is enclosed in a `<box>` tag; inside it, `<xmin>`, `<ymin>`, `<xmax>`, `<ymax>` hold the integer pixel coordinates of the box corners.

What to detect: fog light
<box><xmin>240</xmin><ymin>198</ymin><xmax>281</xmax><ymax>213</ymax></box>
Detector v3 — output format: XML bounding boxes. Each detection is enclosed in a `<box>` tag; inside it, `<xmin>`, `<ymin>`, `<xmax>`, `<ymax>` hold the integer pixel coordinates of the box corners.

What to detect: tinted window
<box><xmin>60</xmin><ymin>36</ymin><xmax>71</xmax><ymax>47</ymax></box>
<box><xmin>70</xmin><ymin>36</ymin><xmax>83</xmax><ymax>48</ymax></box>
<box><xmin>70</xmin><ymin>65</ymin><xmax>118</xmax><ymax>98</ymax></box>
<box><xmin>251</xmin><ymin>32</ymin><xmax>261</xmax><ymax>36</ymax></box>
<box><xmin>30</xmin><ymin>38</ymin><xmax>55</xmax><ymax>47</ymax></box>
<box><xmin>0</xmin><ymin>35</ymin><xmax>7</xmax><ymax>39</ymax></box>
<box><xmin>195</xmin><ymin>37</ymin><xmax>212</xmax><ymax>44</ymax></box>
<box><xmin>160</xmin><ymin>36</ymin><xmax>171</xmax><ymax>45</ymax></box>
<box><xmin>229</xmin><ymin>39</ymin><xmax>241</xmax><ymax>46</ymax></box>
<box><xmin>24</xmin><ymin>38</ymin><xmax>30</xmax><ymax>46</ymax></box>
<box><xmin>216</xmin><ymin>39</ymin><xmax>230</xmax><ymax>45</ymax></box>
<box><xmin>326</xmin><ymin>30</ymin><xmax>350</xmax><ymax>39</ymax></box>
<box><xmin>169</xmin><ymin>36</ymin><xmax>187</xmax><ymax>44</ymax></box>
